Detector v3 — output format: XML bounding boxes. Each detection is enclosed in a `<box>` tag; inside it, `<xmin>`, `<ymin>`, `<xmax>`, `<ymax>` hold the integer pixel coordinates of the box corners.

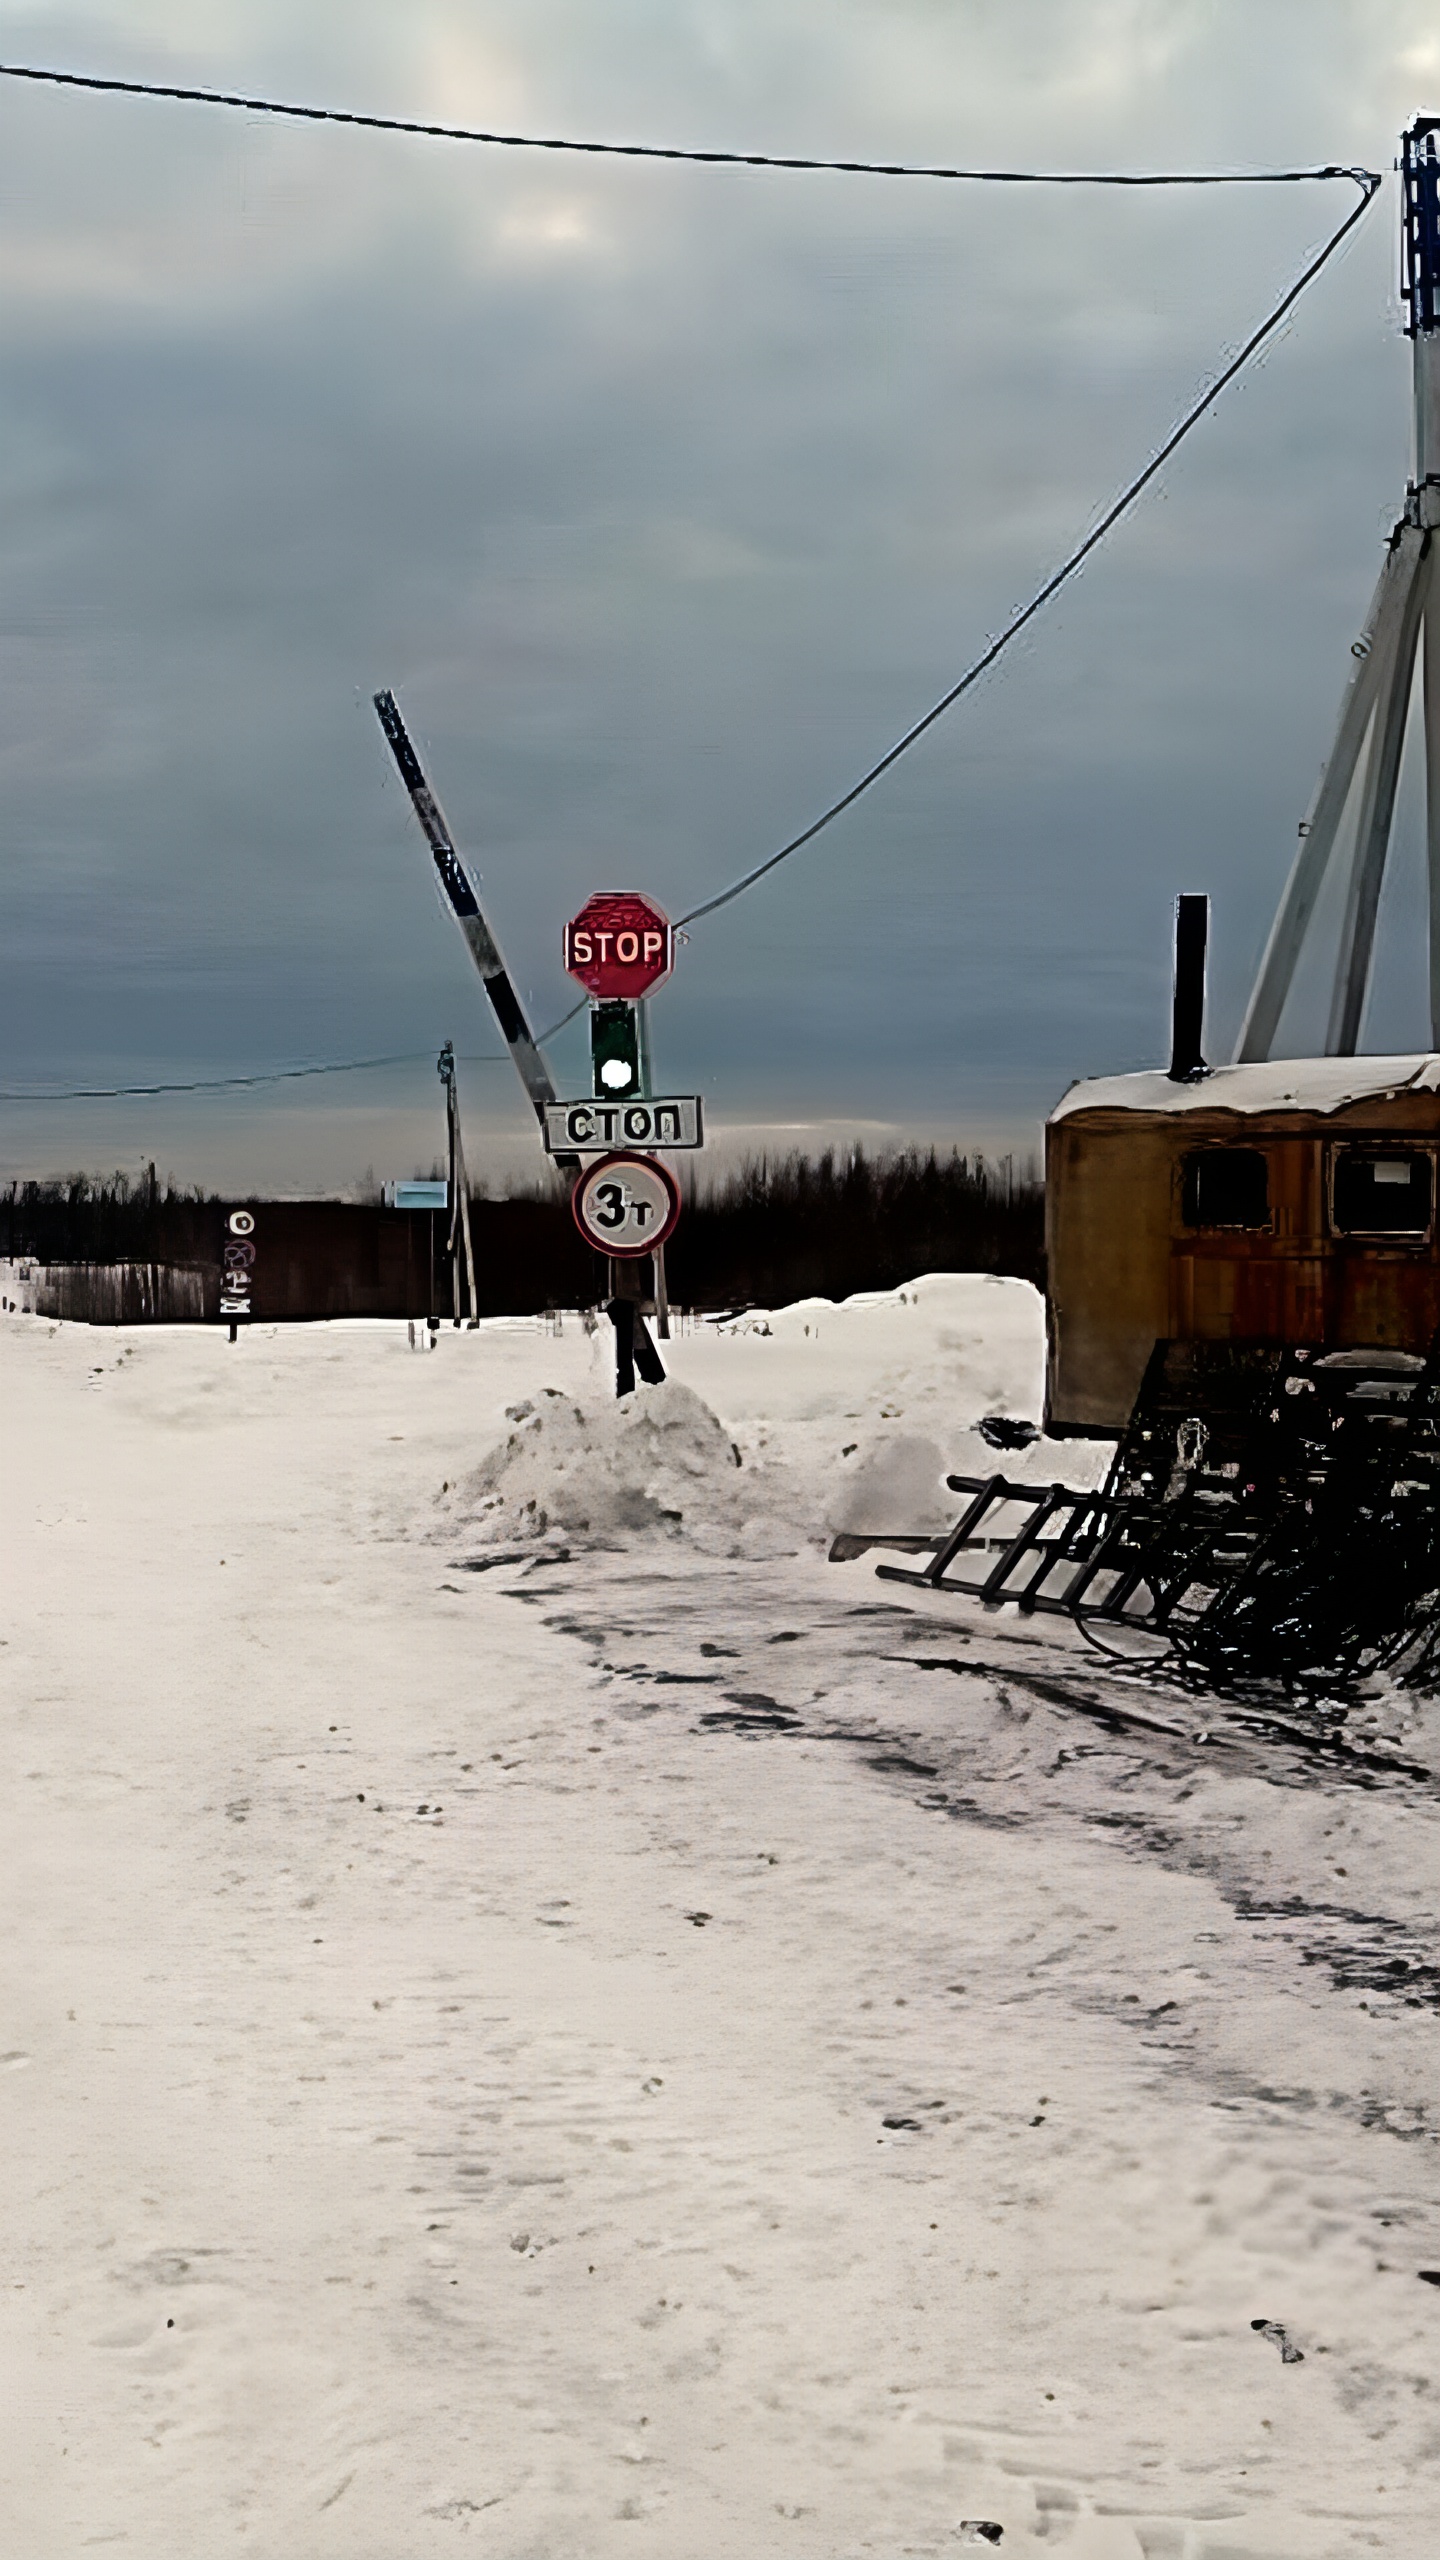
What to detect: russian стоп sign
<box><xmin>543</xmin><ymin>1096</ymin><xmax>702</xmax><ymax>1153</ymax></box>
<box><xmin>571</xmin><ymin>1152</ymin><xmax>682</xmax><ymax>1257</ymax></box>
<box><xmin>563</xmin><ymin>892</ymin><xmax>673</xmax><ymax>1000</ymax></box>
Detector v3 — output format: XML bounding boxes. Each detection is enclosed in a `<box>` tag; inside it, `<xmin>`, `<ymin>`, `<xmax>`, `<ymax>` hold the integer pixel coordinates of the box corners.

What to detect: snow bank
<box><xmin>9</xmin><ymin>1283</ymin><xmax>1440</xmax><ymax>2550</ymax></box>
<box><xmin>446</xmin><ymin>1273</ymin><xmax>1087</xmax><ymax>1557</ymax></box>
<box><xmin>447</xmin><ymin>1378</ymin><xmax>809</xmax><ymax>1557</ymax></box>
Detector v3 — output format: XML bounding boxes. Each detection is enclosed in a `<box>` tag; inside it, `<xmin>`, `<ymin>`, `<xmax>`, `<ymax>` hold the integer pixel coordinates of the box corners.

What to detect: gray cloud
<box><xmin>1</xmin><ymin>0</ymin><xmax>1436</xmax><ymax>1186</ymax></box>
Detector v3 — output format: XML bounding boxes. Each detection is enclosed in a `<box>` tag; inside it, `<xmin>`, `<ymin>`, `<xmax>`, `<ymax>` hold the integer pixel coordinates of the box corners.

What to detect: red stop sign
<box><xmin>563</xmin><ymin>892</ymin><xmax>673</xmax><ymax>999</ymax></box>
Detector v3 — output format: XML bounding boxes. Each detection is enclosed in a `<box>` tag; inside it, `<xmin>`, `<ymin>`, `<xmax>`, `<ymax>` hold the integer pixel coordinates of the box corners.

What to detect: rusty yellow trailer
<box><xmin>1045</xmin><ymin>1053</ymin><xmax>1440</xmax><ymax>1435</ymax></box>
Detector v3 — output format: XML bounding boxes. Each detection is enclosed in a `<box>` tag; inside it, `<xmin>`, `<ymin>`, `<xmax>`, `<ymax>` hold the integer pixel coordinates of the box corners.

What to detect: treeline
<box><xmin>0</xmin><ymin>1168</ymin><xmax>216</xmax><ymax>1266</ymax></box>
<box><xmin>667</xmin><ymin>1147</ymin><xmax>1042</xmax><ymax>1305</ymax></box>
<box><xmin>1</xmin><ymin>1147</ymin><xmax>1044</xmax><ymax>1309</ymax></box>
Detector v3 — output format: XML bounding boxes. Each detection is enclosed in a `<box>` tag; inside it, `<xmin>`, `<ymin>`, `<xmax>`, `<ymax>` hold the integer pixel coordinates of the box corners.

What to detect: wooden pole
<box><xmin>445</xmin><ymin>1064</ymin><xmax>460</xmax><ymax>1323</ymax></box>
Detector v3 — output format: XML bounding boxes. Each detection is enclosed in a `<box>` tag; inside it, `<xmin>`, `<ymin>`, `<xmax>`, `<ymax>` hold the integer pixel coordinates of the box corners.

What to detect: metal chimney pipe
<box><xmin>1169</xmin><ymin>893</ymin><xmax>1209</xmax><ymax>1081</ymax></box>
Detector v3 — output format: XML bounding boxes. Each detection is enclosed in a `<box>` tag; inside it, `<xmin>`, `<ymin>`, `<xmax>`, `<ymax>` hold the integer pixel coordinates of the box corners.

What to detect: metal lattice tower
<box><xmin>1237</xmin><ymin>118</ymin><xmax>1440</xmax><ymax>1060</ymax></box>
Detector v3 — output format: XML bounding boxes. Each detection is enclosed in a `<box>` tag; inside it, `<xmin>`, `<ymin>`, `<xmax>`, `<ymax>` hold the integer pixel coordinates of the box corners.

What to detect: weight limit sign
<box><xmin>571</xmin><ymin>1151</ymin><xmax>681</xmax><ymax>1259</ymax></box>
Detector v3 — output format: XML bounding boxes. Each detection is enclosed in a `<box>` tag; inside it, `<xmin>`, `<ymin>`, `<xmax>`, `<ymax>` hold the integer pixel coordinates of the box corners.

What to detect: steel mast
<box><xmin>1237</xmin><ymin>118</ymin><xmax>1440</xmax><ymax>1059</ymax></box>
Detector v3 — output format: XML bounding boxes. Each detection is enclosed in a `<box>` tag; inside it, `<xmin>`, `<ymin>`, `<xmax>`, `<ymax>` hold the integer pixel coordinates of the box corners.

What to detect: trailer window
<box><xmin>1332</xmin><ymin>1149</ymin><xmax>1433</xmax><ymax>1235</ymax></box>
<box><xmin>1182</xmin><ymin>1148</ymin><xmax>1269</xmax><ymax>1228</ymax></box>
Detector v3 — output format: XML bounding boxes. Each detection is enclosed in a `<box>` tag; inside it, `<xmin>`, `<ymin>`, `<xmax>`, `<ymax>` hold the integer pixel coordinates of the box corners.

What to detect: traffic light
<box><xmin>591</xmin><ymin>1000</ymin><xmax>642</xmax><ymax>1097</ymax></box>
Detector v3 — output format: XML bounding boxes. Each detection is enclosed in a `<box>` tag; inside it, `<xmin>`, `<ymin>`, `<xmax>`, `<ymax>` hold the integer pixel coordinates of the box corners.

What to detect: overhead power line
<box><xmin>678</xmin><ymin>165</ymin><xmax>1381</xmax><ymax>923</ymax></box>
<box><xmin>0</xmin><ymin>1052</ymin><xmax>497</xmax><ymax>1102</ymax></box>
<box><xmin>0</xmin><ymin>63</ymin><xmax>1378</xmax><ymax>191</ymax></box>
<box><xmin>0</xmin><ymin>60</ymin><xmax>1385</xmax><ymax>979</ymax></box>
<box><xmin>0</xmin><ymin>1015</ymin><xmax>602</xmax><ymax>1099</ymax></box>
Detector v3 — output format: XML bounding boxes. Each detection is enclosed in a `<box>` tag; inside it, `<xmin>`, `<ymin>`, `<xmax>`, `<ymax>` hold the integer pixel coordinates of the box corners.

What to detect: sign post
<box><xmin>220</xmin><ymin>1208</ymin><xmax>256</xmax><ymax>1341</ymax></box>
<box><xmin>562</xmin><ymin>891</ymin><xmax>695</xmax><ymax>1395</ymax></box>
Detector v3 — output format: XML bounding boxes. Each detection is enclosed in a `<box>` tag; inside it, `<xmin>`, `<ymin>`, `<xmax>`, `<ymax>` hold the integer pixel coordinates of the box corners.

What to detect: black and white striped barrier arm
<box><xmin>374</xmin><ymin>690</ymin><xmax>578</xmax><ymax>1168</ymax></box>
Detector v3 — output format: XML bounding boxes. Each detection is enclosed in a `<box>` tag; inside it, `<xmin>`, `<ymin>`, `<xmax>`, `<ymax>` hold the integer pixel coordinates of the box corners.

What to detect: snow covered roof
<box><xmin>1049</xmin><ymin>1053</ymin><xmax>1440</xmax><ymax>1124</ymax></box>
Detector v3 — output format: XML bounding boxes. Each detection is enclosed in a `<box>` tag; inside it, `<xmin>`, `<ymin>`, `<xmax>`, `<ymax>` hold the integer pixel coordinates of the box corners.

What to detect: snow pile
<box><xmin>826</xmin><ymin>1430</ymin><xmax>952</xmax><ymax>1536</ymax></box>
<box><xmin>448</xmin><ymin>1377</ymin><xmax>808</xmax><ymax>1557</ymax></box>
<box><xmin>443</xmin><ymin>1274</ymin><xmax>1090</xmax><ymax>1559</ymax></box>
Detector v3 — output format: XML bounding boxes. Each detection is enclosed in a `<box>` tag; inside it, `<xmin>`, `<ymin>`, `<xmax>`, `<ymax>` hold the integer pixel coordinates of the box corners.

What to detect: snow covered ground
<box><xmin>4</xmin><ymin>1274</ymin><xmax>1440</xmax><ymax>2558</ymax></box>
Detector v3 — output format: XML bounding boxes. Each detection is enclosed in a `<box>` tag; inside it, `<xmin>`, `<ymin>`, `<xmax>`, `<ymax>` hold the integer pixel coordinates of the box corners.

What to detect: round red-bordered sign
<box><xmin>571</xmin><ymin>1151</ymin><xmax>681</xmax><ymax>1259</ymax></box>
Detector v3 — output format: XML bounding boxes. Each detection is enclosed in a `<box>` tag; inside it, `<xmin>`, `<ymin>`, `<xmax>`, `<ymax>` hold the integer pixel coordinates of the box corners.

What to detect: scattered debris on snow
<box><xmin>1251</xmin><ymin>2317</ymin><xmax>1306</xmax><ymax>2364</ymax></box>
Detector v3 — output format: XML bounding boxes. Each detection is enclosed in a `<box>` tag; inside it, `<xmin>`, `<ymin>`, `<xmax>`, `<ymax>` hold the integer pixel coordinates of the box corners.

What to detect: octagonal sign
<box><xmin>563</xmin><ymin>892</ymin><xmax>673</xmax><ymax>1000</ymax></box>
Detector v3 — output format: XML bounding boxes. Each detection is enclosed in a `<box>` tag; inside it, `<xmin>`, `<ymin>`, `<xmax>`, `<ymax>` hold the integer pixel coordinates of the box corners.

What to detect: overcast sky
<box><xmin>2</xmin><ymin>0</ymin><xmax>1438</xmax><ymax>1191</ymax></box>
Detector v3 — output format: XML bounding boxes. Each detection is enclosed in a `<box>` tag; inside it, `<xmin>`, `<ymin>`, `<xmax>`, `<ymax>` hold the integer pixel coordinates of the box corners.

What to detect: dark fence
<box><xmin>2</xmin><ymin>1149</ymin><xmax>1042</xmax><ymax>1322</ymax></box>
<box><xmin>32</xmin><ymin>1262</ymin><xmax>209</xmax><ymax>1324</ymax></box>
<box><xmin>221</xmin><ymin>1201</ymin><xmax>438</xmax><ymax>1321</ymax></box>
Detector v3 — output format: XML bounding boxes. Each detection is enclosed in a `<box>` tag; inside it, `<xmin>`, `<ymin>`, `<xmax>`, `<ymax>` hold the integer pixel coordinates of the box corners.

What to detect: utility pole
<box><xmin>437</xmin><ymin>1040</ymin><xmax>478</xmax><ymax>1323</ymax></box>
<box><xmin>1237</xmin><ymin>119</ymin><xmax>1440</xmax><ymax>1058</ymax></box>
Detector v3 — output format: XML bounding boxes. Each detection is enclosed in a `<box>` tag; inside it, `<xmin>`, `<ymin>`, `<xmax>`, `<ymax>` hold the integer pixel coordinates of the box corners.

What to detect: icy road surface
<box><xmin>3</xmin><ymin>1276</ymin><xmax>1440</xmax><ymax>2559</ymax></box>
